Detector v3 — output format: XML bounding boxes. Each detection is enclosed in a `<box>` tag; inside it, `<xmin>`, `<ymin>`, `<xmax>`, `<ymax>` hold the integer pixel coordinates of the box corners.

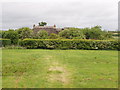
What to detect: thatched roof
<box><xmin>33</xmin><ymin>26</ymin><xmax>56</xmax><ymax>29</ymax></box>
<box><xmin>33</xmin><ymin>25</ymin><xmax>64</xmax><ymax>34</ymax></box>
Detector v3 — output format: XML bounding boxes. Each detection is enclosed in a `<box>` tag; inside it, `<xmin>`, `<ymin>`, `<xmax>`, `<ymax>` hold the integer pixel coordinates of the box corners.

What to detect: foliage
<box><xmin>101</xmin><ymin>31</ymin><xmax>113</xmax><ymax>39</ymax></box>
<box><xmin>49</xmin><ymin>33</ymin><xmax>59</xmax><ymax>39</ymax></box>
<box><xmin>90</xmin><ymin>26</ymin><xmax>105</xmax><ymax>39</ymax></box>
<box><xmin>0</xmin><ymin>25</ymin><xmax>115</xmax><ymax>45</ymax></box>
<box><xmin>59</xmin><ymin>28</ymin><xmax>85</xmax><ymax>39</ymax></box>
<box><xmin>20</xmin><ymin>39</ymin><xmax>119</xmax><ymax>50</ymax></box>
<box><xmin>16</xmin><ymin>27</ymin><xmax>33</xmax><ymax>39</ymax></box>
<box><xmin>4</xmin><ymin>45</ymin><xmax>25</xmax><ymax>49</ymax></box>
<box><xmin>0</xmin><ymin>39</ymin><xmax>11</xmax><ymax>47</ymax></box>
<box><xmin>0</xmin><ymin>30</ymin><xmax>2</xmax><ymax>38</ymax></box>
<box><xmin>81</xmin><ymin>26</ymin><xmax>113</xmax><ymax>40</ymax></box>
<box><xmin>1</xmin><ymin>30</ymin><xmax>9</xmax><ymax>38</ymax></box>
<box><xmin>36</xmin><ymin>30</ymin><xmax>49</xmax><ymax>39</ymax></box>
<box><xmin>39</xmin><ymin>22</ymin><xmax>47</xmax><ymax>26</ymax></box>
<box><xmin>108</xmin><ymin>31</ymin><xmax>120</xmax><ymax>33</ymax></box>
<box><xmin>3</xmin><ymin>29</ymin><xmax>19</xmax><ymax>44</ymax></box>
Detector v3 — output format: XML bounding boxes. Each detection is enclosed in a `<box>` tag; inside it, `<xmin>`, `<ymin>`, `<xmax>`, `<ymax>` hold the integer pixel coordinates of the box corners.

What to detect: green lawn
<box><xmin>2</xmin><ymin>49</ymin><xmax>118</xmax><ymax>88</ymax></box>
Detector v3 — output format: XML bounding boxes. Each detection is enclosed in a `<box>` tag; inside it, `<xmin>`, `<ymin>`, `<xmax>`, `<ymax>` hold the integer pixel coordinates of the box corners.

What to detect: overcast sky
<box><xmin>0</xmin><ymin>0</ymin><xmax>119</xmax><ymax>31</ymax></box>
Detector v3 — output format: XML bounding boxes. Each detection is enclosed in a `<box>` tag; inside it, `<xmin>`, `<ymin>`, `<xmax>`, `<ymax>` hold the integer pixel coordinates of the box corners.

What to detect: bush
<box><xmin>0</xmin><ymin>39</ymin><xmax>11</xmax><ymax>47</ymax></box>
<box><xmin>16</xmin><ymin>27</ymin><xmax>33</xmax><ymax>39</ymax></box>
<box><xmin>49</xmin><ymin>33</ymin><xmax>59</xmax><ymax>39</ymax></box>
<box><xmin>35</xmin><ymin>30</ymin><xmax>48</xmax><ymax>39</ymax></box>
<box><xmin>4</xmin><ymin>45</ymin><xmax>26</xmax><ymax>49</ymax></box>
<box><xmin>20</xmin><ymin>39</ymin><xmax>120</xmax><ymax>50</ymax></box>
<box><xmin>59</xmin><ymin>28</ymin><xmax>85</xmax><ymax>39</ymax></box>
<box><xmin>3</xmin><ymin>30</ymin><xmax>19</xmax><ymax>44</ymax></box>
<box><xmin>81</xmin><ymin>26</ymin><xmax>113</xmax><ymax>40</ymax></box>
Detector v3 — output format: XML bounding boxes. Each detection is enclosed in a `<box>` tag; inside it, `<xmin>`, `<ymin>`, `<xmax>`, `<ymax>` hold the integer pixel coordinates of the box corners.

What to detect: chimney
<box><xmin>54</xmin><ymin>24</ymin><xmax>56</xmax><ymax>28</ymax></box>
<box><xmin>33</xmin><ymin>24</ymin><xmax>35</xmax><ymax>28</ymax></box>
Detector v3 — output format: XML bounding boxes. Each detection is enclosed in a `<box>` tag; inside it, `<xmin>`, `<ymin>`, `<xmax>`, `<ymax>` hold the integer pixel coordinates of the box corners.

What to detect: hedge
<box><xmin>0</xmin><ymin>39</ymin><xmax>11</xmax><ymax>47</ymax></box>
<box><xmin>20</xmin><ymin>39</ymin><xmax>120</xmax><ymax>50</ymax></box>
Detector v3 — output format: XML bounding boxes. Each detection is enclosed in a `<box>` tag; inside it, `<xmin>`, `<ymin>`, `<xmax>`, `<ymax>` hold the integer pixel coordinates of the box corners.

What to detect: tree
<box><xmin>81</xmin><ymin>28</ymin><xmax>91</xmax><ymax>39</ymax></box>
<box><xmin>92</xmin><ymin>25</ymin><xmax>102</xmax><ymax>29</ymax></box>
<box><xmin>49</xmin><ymin>33</ymin><xmax>59</xmax><ymax>39</ymax></box>
<box><xmin>101</xmin><ymin>31</ymin><xmax>113</xmax><ymax>40</ymax></box>
<box><xmin>81</xmin><ymin>26</ymin><xmax>102</xmax><ymax>39</ymax></box>
<box><xmin>0</xmin><ymin>30</ymin><xmax>3</xmax><ymax>38</ymax></box>
<box><xmin>38</xmin><ymin>22</ymin><xmax>47</xmax><ymax>26</ymax></box>
<box><xmin>81</xmin><ymin>26</ymin><xmax>113</xmax><ymax>40</ymax></box>
<box><xmin>3</xmin><ymin>29</ymin><xmax>19</xmax><ymax>44</ymax></box>
<box><xmin>89</xmin><ymin>27</ymin><xmax>103</xmax><ymax>39</ymax></box>
<box><xmin>16</xmin><ymin>27</ymin><xmax>33</xmax><ymax>39</ymax></box>
<box><xmin>36</xmin><ymin>30</ymin><xmax>48</xmax><ymax>39</ymax></box>
<box><xmin>59</xmin><ymin>28</ymin><xmax>85</xmax><ymax>39</ymax></box>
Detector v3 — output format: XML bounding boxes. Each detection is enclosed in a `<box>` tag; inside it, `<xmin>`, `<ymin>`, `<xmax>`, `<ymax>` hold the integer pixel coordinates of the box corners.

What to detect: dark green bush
<box><xmin>3</xmin><ymin>30</ymin><xmax>19</xmax><ymax>44</ymax></box>
<box><xmin>20</xmin><ymin>39</ymin><xmax>120</xmax><ymax>50</ymax></box>
<box><xmin>16</xmin><ymin>27</ymin><xmax>33</xmax><ymax>39</ymax></box>
<box><xmin>35</xmin><ymin>30</ymin><xmax>48</xmax><ymax>39</ymax></box>
<box><xmin>0</xmin><ymin>39</ymin><xmax>11</xmax><ymax>47</ymax></box>
<box><xmin>59</xmin><ymin>28</ymin><xmax>85</xmax><ymax>39</ymax></box>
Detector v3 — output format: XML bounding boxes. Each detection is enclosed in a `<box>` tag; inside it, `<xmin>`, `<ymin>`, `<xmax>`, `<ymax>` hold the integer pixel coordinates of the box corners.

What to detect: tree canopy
<box><xmin>36</xmin><ymin>30</ymin><xmax>48</xmax><ymax>39</ymax></box>
<box><xmin>81</xmin><ymin>26</ymin><xmax>112</xmax><ymax>40</ymax></box>
<box><xmin>38</xmin><ymin>22</ymin><xmax>47</xmax><ymax>26</ymax></box>
<box><xmin>16</xmin><ymin>27</ymin><xmax>33</xmax><ymax>39</ymax></box>
<box><xmin>59</xmin><ymin>28</ymin><xmax>85</xmax><ymax>39</ymax></box>
<box><xmin>3</xmin><ymin>29</ymin><xmax>19</xmax><ymax>44</ymax></box>
<box><xmin>1</xmin><ymin>25</ymin><xmax>113</xmax><ymax>42</ymax></box>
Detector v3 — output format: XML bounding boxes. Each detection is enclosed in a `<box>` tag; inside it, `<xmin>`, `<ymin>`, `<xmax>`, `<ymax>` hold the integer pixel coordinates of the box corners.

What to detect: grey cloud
<box><xmin>1</xmin><ymin>0</ymin><xmax>119</xmax><ymax>30</ymax></box>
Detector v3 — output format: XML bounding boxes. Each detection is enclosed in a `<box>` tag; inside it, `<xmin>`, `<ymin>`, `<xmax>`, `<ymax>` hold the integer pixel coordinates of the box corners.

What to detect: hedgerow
<box><xmin>0</xmin><ymin>39</ymin><xmax>11</xmax><ymax>47</ymax></box>
<box><xmin>20</xmin><ymin>39</ymin><xmax>120</xmax><ymax>50</ymax></box>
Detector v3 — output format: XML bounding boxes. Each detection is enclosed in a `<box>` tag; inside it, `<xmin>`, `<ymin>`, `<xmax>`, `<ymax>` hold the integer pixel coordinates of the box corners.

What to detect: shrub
<box><xmin>16</xmin><ymin>27</ymin><xmax>33</xmax><ymax>39</ymax></box>
<box><xmin>81</xmin><ymin>26</ymin><xmax>113</xmax><ymax>40</ymax></box>
<box><xmin>4</xmin><ymin>45</ymin><xmax>26</xmax><ymax>49</ymax></box>
<box><xmin>35</xmin><ymin>30</ymin><xmax>48</xmax><ymax>39</ymax></box>
<box><xmin>59</xmin><ymin>28</ymin><xmax>85</xmax><ymax>39</ymax></box>
<box><xmin>0</xmin><ymin>39</ymin><xmax>11</xmax><ymax>47</ymax></box>
<box><xmin>20</xmin><ymin>39</ymin><xmax>120</xmax><ymax>50</ymax></box>
<box><xmin>49</xmin><ymin>33</ymin><xmax>59</xmax><ymax>39</ymax></box>
<box><xmin>3</xmin><ymin>30</ymin><xmax>19</xmax><ymax>44</ymax></box>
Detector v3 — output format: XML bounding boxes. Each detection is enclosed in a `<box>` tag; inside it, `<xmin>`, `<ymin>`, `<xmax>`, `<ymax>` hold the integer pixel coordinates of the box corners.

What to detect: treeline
<box><xmin>0</xmin><ymin>26</ymin><xmax>113</xmax><ymax>45</ymax></box>
<box><xmin>108</xmin><ymin>31</ymin><xmax>120</xmax><ymax>37</ymax></box>
<box><xmin>108</xmin><ymin>31</ymin><xmax>120</xmax><ymax>33</ymax></box>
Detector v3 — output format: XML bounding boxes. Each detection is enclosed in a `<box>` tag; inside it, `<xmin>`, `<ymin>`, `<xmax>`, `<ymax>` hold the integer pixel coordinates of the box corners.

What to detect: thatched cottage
<box><xmin>33</xmin><ymin>25</ymin><xmax>63</xmax><ymax>34</ymax></box>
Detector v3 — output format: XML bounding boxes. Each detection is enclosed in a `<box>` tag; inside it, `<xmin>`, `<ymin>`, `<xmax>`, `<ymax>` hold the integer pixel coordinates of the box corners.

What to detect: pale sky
<box><xmin>0</xmin><ymin>0</ymin><xmax>119</xmax><ymax>31</ymax></box>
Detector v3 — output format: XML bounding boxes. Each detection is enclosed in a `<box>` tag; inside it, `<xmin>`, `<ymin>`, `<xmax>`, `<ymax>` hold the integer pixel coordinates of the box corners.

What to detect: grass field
<box><xmin>2</xmin><ymin>49</ymin><xmax>118</xmax><ymax>88</ymax></box>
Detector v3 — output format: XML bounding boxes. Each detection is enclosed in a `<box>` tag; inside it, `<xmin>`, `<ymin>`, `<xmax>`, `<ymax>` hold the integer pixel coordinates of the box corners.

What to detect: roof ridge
<box><xmin>34</xmin><ymin>25</ymin><xmax>56</xmax><ymax>29</ymax></box>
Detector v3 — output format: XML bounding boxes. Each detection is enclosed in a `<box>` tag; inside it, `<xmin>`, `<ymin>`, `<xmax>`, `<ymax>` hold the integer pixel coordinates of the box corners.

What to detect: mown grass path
<box><xmin>44</xmin><ymin>55</ymin><xmax>72</xmax><ymax>88</ymax></box>
<box><xmin>2</xmin><ymin>49</ymin><xmax>118</xmax><ymax>88</ymax></box>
